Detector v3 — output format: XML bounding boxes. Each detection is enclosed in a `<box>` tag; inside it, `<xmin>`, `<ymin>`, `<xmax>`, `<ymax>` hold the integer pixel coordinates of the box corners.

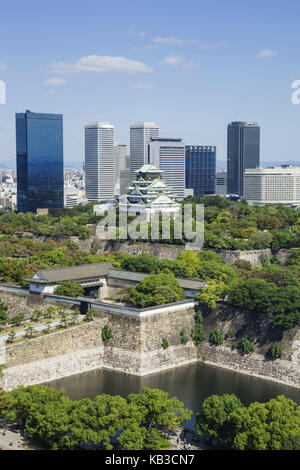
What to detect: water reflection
<box><xmin>45</xmin><ymin>363</ymin><xmax>300</xmax><ymax>428</ymax></box>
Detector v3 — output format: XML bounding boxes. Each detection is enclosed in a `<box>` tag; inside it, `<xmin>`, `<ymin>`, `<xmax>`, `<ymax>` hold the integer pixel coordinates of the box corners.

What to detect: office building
<box><xmin>16</xmin><ymin>110</ymin><xmax>64</xmax><ymax>212</ymax></box>
<box><xmin>148</xmin><ymin>137</ymin><xmax>185</xmax><ymax>199</ymax></box>
<box><xmin>244</xmin><ymin>166</ymin><xmax>300</xmax><ymax>205</ymax></box>
<box><xmin>64</xmin><ymin>185</ymin><xmax>78</xmax><ymax>208</ymax></box>
<box><xmin>185</xmin><ymin>145</ymin><xmax>216</xmax><ymax>196</ymax></box>
<box><xmin>85</xmin><ymin>121</ymin><xmax>115</xmax><ymax>202</ymax></box>
<box><xmin>114</xmin><ymin>143</ymin><xmax>128</xmax><ymax>196</ymax></box>
<box><xmin>130</xmin><ymin>121</ymin><xmax>159</xmax><ymax>180</ymax></box>
<box><xmin>216</xmin><ymin>170</ymin><xmax>227</xmax><ymax>195</ymax></box>
<box><xmin>227</xmin><ymin>121</ymin><xmax>260</xmax><ymax>196</ymax></box>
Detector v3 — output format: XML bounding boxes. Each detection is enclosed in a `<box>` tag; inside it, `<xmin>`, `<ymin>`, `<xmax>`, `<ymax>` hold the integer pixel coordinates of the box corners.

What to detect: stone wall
<box><xmin>0</xmin><ymin>290</ymin><xmax>74</xmax><ymax>322</ymax></box>
<box><xmin>218</xmin><ymin>249</ymin><xmax>271</xmax><ymax>267</ymax></box>
<box><xmin>0</xmin><ymin>301</ymin><xmax>299</xmax><ymax>391</ymax></box>
<box><xmin>197</xmin><ymin>342</ymin><xmax>300</xmax><ymax>388</ymax></box>
<box><xmin>96</xmin><ymin>240</ymin><xmax>186</xmax><ymax>260</ymax></box>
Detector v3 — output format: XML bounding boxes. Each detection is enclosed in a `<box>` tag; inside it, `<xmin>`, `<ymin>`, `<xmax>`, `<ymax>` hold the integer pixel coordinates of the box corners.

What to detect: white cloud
<box><xmin>162</xmin><ymin>55</ymin><xmax>198</xmax><ymax>68</ymax></box>
<box><xmin>47</xmin><ymin>55</ymin><xmax>152</xmax><ymax>75</ymax></box>
<box><xmin>153</xmin><ymin>36</ymin><xmax>194</xmax><ymax>46</ymax></box>
<box><xmin>256</xmin><ymin>49</ymin><xmax>277</xmax><ymax>59</ymax></box>
<box><xmin>45</xmin><ymin>90</ymin><xmax>56</xmax><ymax>96</ymax></box>
<box><xmin>42</xmin><ymin>78</ymin><xmax>67</xmax><ymax>86</ymax></box>
<box><xmin>153</xmin><ymin>37</ymin><xmax>227</xmax><ymax>49</ymax></box>
<box><xmin>0</xmin><ymin>62</ymin><xmax>8</xmax><ymax>71</ymax></box>
<box><xmin>197</xmin><ymin>41</ymin><xmax>227</xmax><ymax>50</ymax></box>
<box><xmin>132</xmin><ymin>83</ymin><xmax>155</xmax><ymax>89</ymax></box>
<box><xmin>127</xmin><ymin>27</ymin><xmax>146</xmax><ymax>37</ymax></box>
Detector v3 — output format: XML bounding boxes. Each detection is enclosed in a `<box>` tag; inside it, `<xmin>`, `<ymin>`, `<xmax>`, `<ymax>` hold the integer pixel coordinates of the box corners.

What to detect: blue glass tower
<box><xmin>185</xmin><ymin>146</ymin><xmax>216</xmax><ymax>196</ymax></box>
<box><xmin>16</xmin><ymin>110</ymin><xmax>64</xmax><ymax>212</ymax></box>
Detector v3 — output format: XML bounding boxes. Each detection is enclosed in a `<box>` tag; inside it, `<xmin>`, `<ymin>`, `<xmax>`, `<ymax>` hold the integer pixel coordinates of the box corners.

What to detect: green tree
<box><xmin>128</xmin><ymin>273</ymin><xmax>185</xmax><ymax>308</ymax></box>
<box><xmin>0</xmin><ymin>299</ymin><xmax>8</xmax><ymax>322</ymax></box>
<box><xmin>31</xmin><ymin>308</ymin><xmax>43</xmax><ymax>322</ymax></box>
<box><xmin>197</xmin><ymin>280</ymin><xmax>228</xmax><ymax>310</ymax></box>
<box><xmin>270</xmin><ymin>342</ymin><xmax>283</xmax><ymax>359</ymax></box>
<box><xmin>239</xmin><ymin>337</ymin><xmax>254</xmax><ymax>354</ymax></box>
<box><xmin>102</xmin><ymin>325</ymin><xmax>113</xmax><ymax>341</ymax></box>
<box><xmin>25</xmin><ymin>326</ymin><xmax>37</xmax><ymax>338</ymax></box>
<box><xmin>211</xmin><ymin>327</ymin><xmax>223</xmax><ymax>345</ymax></box>
<box><xmin>180</xmin><ymin>329</ymin><xmax>189</xmax><ymax>345</ymax></box>
<box><xmin>85</xmin><ymin>308</ymin><xmax>96</xmax><ymax>322</ymax></box>
<box><xmin>10</xmin><ymin>313</ymin><xmax>25</xmax><ymax>326</ymax></box>
<box><xmin>55</xmin><ymin>280</ymin><xmax>84</xmax><ymax>298</ymax></box>
<box><xmin>191</xmin><ymin>310</ymin><xmax>205</xmax><ymax>345</ymax></box>
<box><xmin>196</xmin><ymin>394</ymin><xmax>243</xmax><ymax>445</ymax></box>
<box><xmin>127</xmin><ymin>387</ymin><xmax>192</xmax><ymax>435</ymax></box>
<box><xmin>162</xmin><ymin>338</ymin><xmax>169</xmax><ymax>350</ymax></box>
<box><xmin>7</xmin><ymin>330</ymin><xmax>16</xmax><ymax>343</ymax></box>
<box><xmin>232</xmin><ymin>396</ymin><xmax>300</xmax><ymax>450</ymax></box>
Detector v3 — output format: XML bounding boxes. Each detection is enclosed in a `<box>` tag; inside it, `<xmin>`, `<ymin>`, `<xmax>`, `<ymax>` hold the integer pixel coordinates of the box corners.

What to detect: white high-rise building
<box><xmin>114</xmin><ymin>143</ymin><xmax>128</xmax><ymax>196</ymax></box>
<box><xmin>64</xmin><ymin>185</ymin><xmax>78</xmax><ymax>208</ymax></box>
<box><xmin>244</xmin><ymin>166</ymin><xmax>300</xmax><ymax>205</ymax></box>
<box><xmin>130</xmin><ymin>121</ymin><xmax>159</xmax><ymax>181</ymax></box>
<box><xmin>148</xmin><ymin>137</ymin><xmax>185</xmax><ymax>199</ymax></box>
<box><xmin>85</xmin><ymin>122</ymin><xmax>115</xmax><ymax>202</ymax></box>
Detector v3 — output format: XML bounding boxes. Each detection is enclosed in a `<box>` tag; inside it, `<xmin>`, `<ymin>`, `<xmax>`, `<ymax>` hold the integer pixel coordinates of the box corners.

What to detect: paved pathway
<box><xmin>0</xmin><ymin>315</ymin><xmax>86</xmax><ymax>343</ymax></box>
<box><xmin>0</xmin><ymin>418</ymin><xmax>45</xmax><ymax>450</ymax></box>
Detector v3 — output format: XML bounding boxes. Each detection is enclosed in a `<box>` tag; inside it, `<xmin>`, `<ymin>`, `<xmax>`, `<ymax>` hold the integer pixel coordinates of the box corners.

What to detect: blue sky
<box><xmin>0</xmin><ymin>0</ymin><xmax>300</xmax><ymax>165</ymax></box>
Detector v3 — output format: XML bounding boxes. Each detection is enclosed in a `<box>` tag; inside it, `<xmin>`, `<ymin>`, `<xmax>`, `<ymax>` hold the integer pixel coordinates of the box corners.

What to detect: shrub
<box><xmin>240</xmin><ymin>337</ymin><xmax>254</xmax><ymax>354</ymax></box>
<box><xmin>10</xmin><ymin>314</ymin><xmax>25</xmax><ymax>326</ymax></box>
<box><xmin>0</xmin><ymin>299</ymin><xmax>8</xmax><ymax>322</ymax></box>
<box><xmin>270</xmin><ymin>342</ymin><xmax>283</xmax><ymax>359</ymax></box>
<box><xmin>211</xmin><ymin>327</ymin><xmax>223</xmax><ymax>345</ymax></box>
<box><xmin>162</xmin><ymin>338</ymin><xmax>169</xmax><ymax>350</ymax></box>
<box><xmin>31</xmin><ymin>308</ymin><xmax>43</xmax><ymax>322</ymax></box>
<box><xmin>7</xmin><ymin>330</ymin><xmax>16</xmax><ymax>343</ymax></box>
<box><xmin>102</xmin><ymin>325</ymin><xmax>113</xmax><ymax>341</ymax></box>
<box><xmin>191</xmin><ymin>310</ymin><xmax>205</xmax><ymax>345</ymax></box>
<box><xmin>85</xmin><ymin>308</ymin><xmax>96</xmax><ymax>322</ymax></box>
<box><xmin>225</xmin><ymin>328</ymin><xmax>236</xmax><ymax>339</ymax></box>
<box><xmin>180</xmin><ymin>329</ymin><xmax>189</xmax><ymax>345</ymax></box>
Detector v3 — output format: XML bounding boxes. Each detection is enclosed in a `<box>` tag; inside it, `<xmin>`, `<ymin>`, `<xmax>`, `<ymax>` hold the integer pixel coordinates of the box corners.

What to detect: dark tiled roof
<box><xmin>29</xmin><ymin>262</ymin><xmax>205</xmax><ymax>291</ymax></box>
<box><xmin>34</xmin><ymin>262</ymin><xmax>113</xmax><ymax>283</ymax></box>
<box><xmin>108</xmin><ymin>269</ymin><xmax>205</xmax><ymax>290</ymax></box>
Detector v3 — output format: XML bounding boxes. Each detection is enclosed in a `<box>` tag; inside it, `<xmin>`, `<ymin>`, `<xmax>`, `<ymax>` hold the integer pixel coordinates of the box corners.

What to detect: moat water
<box><xmin>45</xmin><ymin>363</ymin><xmax>300</xmax><ymax>428</ymax></box>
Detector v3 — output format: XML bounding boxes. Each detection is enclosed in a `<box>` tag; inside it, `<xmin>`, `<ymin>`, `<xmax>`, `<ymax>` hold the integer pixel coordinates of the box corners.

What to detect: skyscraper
<box><xmin>227</xmin><ymin>121</ymin><xmax>260</xmax><ymax>196</ymax></box>
<box><xmin>16</xmin><ymin>110</ymin><xmax>64</xmax><ymax>212</ymax></box>
<box><xmin>85</xmin><ymin>122</ymin><xmax>115</xmax><ymax>202</ymax></box>
<box><xmin>114</xmin><ymin>143</ymin><xmax>128</xmax><ymax>196</ymax></box>
<box><xmin>130</xmin><ymin>121</ymin><xmax>159</xmax><ymax>180</ymax></box>
<box><xmin>148</xmin><ymin>137</ymin><xmax>185</xmax><ymax>199</ymax></box>
<box><xmin>185</xmin><ymin>145</ymin><xmax>216</xmax><ymax>196</ymax></box>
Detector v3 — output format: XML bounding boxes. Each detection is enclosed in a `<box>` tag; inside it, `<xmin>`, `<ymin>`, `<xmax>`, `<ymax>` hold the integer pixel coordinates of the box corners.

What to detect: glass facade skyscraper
<box><xmin>16</xmin><ymin>110</ymin><xmax>64</xmax><ymax>212</ymax></box>
<box><xmin>227</xmin><ymin>121</ymin><xmax>260</xmax><ymax>196</ymax></box>
<box><xmin>185</xmin><ymin>146</ymin><xmax>216</xmax><ymax>196</ymax></box>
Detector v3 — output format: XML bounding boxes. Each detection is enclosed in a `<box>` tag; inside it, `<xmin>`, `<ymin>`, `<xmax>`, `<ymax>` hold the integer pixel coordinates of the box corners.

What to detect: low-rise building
<box><xmin>244</xmin><ymin>165</ymin><xmax>300</xmax><ymax>205</ymax></box>
<box><xmin>27</xmin><ymin>262</ymin><xmax>206</xmax><ymax>300</ymax></box>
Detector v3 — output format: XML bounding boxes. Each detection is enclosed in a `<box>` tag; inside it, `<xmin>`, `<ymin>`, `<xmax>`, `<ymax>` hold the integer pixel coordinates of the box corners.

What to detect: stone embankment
<box><xmin>0</xmin><ymin>292</ymin><xmax>299</xmax><ymax>391</ymax></box>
